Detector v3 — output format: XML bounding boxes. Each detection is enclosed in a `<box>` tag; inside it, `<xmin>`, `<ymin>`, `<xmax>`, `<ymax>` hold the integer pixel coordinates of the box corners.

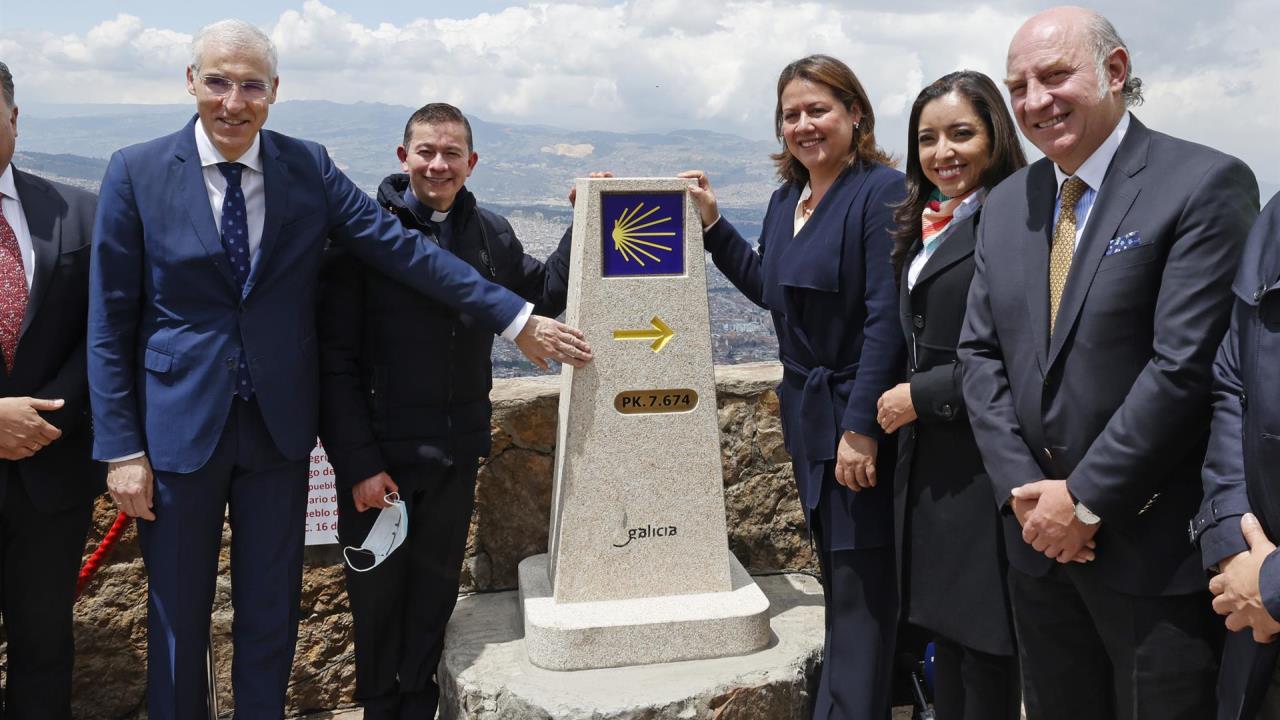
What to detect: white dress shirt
<box><xmin>1053</xmin><ymin>112</ymin><xmax>1131</xmax><ymax>249</ymax></box>
<box><xmin>194</xmin><ymin>121</ymin><xmax>267</xmax><ymax>263</ymax></box>
<box><xmin>0</xmin><ymin>164</ymin><xmax>35</xmax><ymax>289</ymax></box>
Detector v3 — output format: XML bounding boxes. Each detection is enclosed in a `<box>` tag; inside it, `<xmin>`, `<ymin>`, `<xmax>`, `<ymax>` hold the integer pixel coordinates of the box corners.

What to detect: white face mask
<box><xmin>343</xmin><ymin>493</ymin><xmax>408</xmax><ymax>572</ymax></box>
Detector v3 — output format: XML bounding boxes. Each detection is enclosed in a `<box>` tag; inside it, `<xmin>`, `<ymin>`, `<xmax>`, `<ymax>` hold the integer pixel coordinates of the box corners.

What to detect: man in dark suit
<box><xmin>318</xmin><ymin>102</ymin><xmax>576</xmax><ymax>718</ymax></box>
<box><xmin>88</xmin><ymin>21</ymin><xmax>591</xmax><ymax>720</ymax></box>
<box><xmin>0</xmin><ymin>61</ymin><xmax>104</xmax><ymax>718</ymax></box>
<box><xmin>1193</xmin><ymin>194</ymin><xmax>1280</xmax><ymax>720</ymax></box>
<box><xmin>957</xmin><ymin>7</ymin><xmax>1258</xmax><ymax>719</ymax></box>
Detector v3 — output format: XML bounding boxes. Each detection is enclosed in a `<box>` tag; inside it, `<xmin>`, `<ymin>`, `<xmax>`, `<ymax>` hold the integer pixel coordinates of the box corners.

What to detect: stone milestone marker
<box><xmin>518</xmin><ymin>178</ymin><xmax>770</xmax><ymax>671</ymax></box>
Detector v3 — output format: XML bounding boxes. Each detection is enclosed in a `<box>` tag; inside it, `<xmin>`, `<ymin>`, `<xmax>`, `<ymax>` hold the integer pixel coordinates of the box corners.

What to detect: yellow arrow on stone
<box><xmin>612</xmin><ymin>316</ymin><xmax>675</xmax><ymax>353</ymax></box>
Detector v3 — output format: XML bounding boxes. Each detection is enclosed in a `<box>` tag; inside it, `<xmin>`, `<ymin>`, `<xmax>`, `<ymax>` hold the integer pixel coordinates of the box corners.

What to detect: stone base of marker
<box><xmin>518</xmin><ymin>552</ymin><xmax>770</xmax><ymax>671</ymax></box>
<box><xmin>439</xmin><ymin>574</ymin><xmax>823</xmax><ymax>720</ymax></box>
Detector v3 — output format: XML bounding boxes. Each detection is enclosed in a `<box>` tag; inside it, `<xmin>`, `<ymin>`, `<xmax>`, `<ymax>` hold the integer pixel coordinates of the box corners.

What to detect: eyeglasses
<box><xmin>200</xmin><ymin>74</ymin><xmax>272</xmax><ymax>101</ymax></box>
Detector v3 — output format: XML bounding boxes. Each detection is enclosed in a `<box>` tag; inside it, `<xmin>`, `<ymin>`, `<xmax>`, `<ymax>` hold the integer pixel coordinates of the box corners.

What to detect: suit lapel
<box><xmin>176</xmin><ymin>120</ymin><xmax>238</xmax><ymax>293</ymax></box>
<box><xmin>1047</xmin><ymin>120</ymin><xmax>1148</xmax><ymax>369</ymax></box>
<box><xmin>773</xmin><ymin>167</ymin><xmax>869</xmax><ymax>292</ymax></box>
<box><xmin>1023</xmin><ymin>160</ymin><xmax>1057</xmax><ymax>372</ymax></box>
<box><xmin>14</xmin><ymin>170</ymin><xmax>60</xmax><ymax>338</ymax></box>
<box><xmin>899</xmin><ymin>237</ymin><xmax>918</xmax><ymax>365</ymax></box>
<box><xmin>244</xmin><ymin>131</ymin><xmax>288</xmax><ymax>297</ymax></box>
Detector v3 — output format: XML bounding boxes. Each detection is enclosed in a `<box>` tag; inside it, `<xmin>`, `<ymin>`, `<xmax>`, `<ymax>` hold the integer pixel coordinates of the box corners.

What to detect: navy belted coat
<box><xmin>705</xmin><ymin>163</ymin><xmax>907</xmax><ymax>550</ymax></box>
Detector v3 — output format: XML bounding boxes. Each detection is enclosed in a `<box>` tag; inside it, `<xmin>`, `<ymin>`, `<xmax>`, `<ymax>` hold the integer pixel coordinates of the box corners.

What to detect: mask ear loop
<box><xmin>343</xmin><ymin>545</ymin><xmax>378</xmax><ymax>573</ymax></box>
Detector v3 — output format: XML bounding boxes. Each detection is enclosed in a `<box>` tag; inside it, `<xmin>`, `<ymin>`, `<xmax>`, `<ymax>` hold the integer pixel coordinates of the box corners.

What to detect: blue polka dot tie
<box><xmin>218</xmin><ymin>162</ymin><xmax>254</xmax><ymax>400</ymax></box>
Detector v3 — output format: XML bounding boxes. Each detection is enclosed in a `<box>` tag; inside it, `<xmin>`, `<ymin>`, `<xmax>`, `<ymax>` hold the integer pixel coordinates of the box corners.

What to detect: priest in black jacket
<box><xmin>318</xmin><ymin>102</ymin><xmax>580</xmax><ymax>719</ymax></box>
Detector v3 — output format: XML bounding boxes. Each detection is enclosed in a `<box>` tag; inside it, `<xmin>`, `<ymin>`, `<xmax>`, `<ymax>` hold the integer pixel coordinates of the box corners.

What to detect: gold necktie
<box><xmin>1049</xmin><ymin>176</ymin><xmax>1087</xmax><ymax>334</ymax></box>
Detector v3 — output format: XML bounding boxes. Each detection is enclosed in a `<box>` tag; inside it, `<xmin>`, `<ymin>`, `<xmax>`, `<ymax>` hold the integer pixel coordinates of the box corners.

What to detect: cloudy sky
<box><xmin>1</xmin><ymin>0</ymin><xmax>1276</xmax><ymax>181</ymax></box>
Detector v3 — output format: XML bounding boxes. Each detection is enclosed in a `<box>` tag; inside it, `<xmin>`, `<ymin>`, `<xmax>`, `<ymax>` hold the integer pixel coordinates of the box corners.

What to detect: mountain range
<box><xmin>15</xmin><ymin>99</ymin><xmax>1278</xmax><ymax>224</ymax></box>
<box><xmin>16</xmin><ymin>100</ymin><xmax>783</xmax><ymax>211</ymax></box>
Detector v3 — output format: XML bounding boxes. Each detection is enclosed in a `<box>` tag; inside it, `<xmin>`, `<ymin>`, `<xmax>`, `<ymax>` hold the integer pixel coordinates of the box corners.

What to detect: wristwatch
<box><xmin>1074</xmin><ymin>501</ymin><xmax>1102</xmax><ymax>525</ymax></box>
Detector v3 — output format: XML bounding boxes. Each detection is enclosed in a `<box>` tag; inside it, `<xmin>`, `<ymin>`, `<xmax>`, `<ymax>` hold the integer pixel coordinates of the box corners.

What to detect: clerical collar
<box><xmin>402</xmin><ymin>186</ymin><xmax>451</xmax><ymax>225</ymax></box>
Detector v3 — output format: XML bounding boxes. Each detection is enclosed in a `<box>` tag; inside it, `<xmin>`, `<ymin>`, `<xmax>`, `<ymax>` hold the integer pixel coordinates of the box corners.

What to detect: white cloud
<box><xmin>3</xmin><ymin>0</ymin><xmax>1276</xmax><ymax>179</ymax></box>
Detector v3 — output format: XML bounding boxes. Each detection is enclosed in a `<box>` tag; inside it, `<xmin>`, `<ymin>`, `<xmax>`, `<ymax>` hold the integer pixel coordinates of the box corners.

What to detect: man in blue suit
<box><xmin>88</xmin><ymin>19</ymin><xmax>591</xmax><ymax>720</ymax></box>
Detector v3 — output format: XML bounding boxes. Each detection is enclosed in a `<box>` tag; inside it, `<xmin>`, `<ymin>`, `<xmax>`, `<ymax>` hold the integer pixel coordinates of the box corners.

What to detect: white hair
<box><xmin>190</xmin><ymin>19</ymin><xmax>278</xmax><ymax>79</ymax></box>
<box><xmin>1084</xmin><ymin>12</ymin><xmax>1143</xmax><ymax>107</ymax></box>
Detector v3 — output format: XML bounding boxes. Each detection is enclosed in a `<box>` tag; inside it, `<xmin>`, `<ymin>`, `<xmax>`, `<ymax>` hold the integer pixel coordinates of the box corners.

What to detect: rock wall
<box><xmin>64</xmin><ymin>362</ymin><xmax>809</xmax><ymax>718</ymax></box>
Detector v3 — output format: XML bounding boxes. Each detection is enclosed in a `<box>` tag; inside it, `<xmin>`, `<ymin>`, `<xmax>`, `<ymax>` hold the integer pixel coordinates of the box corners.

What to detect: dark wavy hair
<box><xmin>771</xmin><ymin>55</ymin><xmax>895</xmax><ymax>185</ymax></box>
<box><xmin>890</xmin><ymin>70</ymin><xmax>1026</xmax><ymax>280</ymax></box>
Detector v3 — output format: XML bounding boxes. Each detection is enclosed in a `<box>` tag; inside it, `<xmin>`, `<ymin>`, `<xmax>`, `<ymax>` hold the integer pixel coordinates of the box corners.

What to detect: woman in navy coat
<box><xmin>682</xmin><ymin>54</ymin><xmax>907</xmax><ymax>720</ymax></box>
<box><xmin>874</xmin><ymin>71</ymin><xmax>1027</xmax><ymax>720</ymax></box>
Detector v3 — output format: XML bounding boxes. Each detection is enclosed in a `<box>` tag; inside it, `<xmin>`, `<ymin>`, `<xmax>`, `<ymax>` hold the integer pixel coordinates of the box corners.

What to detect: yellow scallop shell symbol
<box><xmin>611</xmin><ymin>202</ymin><xmax>675</xmax><ymax>266</ymax></box>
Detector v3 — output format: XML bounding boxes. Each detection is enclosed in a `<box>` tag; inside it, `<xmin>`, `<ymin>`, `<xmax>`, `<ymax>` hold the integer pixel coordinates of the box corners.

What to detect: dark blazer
<box><xmin>88</xmin><ymin>117</ymin><xmax>526</xmax><ymax>473</ymax></box>
<box><xmin>893</xmin><ymin>210</ymin><xmax>1013</xmax><ymax>656</ymax></box>
<box><xmin>1192</xmin><ymin>194</ymin><xmax>1280</xmax><ymax>720</ymax></box>
<box><xmin>705</xmin><ymin>162</ymin><xmax>906</xmax><ymax>550</ymax></box>
<box><xmin>0</xmin><ymin>168</ymin><xmax>104</xmax><ymax>511</ymax></box>
<box><xmin>318</xmin><ymin>177</ymin><xmax>570</xmax><ymax>489</ymax></box>
<box><xmin>958</xmin><ymin>116</ymin><xmax>1258</xmax><ymax>596</ymax></box>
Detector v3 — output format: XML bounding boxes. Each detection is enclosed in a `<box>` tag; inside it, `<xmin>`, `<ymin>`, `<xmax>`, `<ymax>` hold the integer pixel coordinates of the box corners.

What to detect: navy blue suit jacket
<box><xmin>88</xmin><ymin>118</ymin><xmax>525</xmax><ymax>473</ymax></box>
<box><xmin>1193</xmin><ymin>194</ymin><xmax>1280</xmax><ymax>720</ymax></box>
<box><xmin>705</xmin><ymin>162</ymin><xmax>906</xmax><ymax>550</ymax></box>
<box><xmin>959</xmin><ymin>116</ymin><xmax>1257</xmax><ymax>595</ymax></box>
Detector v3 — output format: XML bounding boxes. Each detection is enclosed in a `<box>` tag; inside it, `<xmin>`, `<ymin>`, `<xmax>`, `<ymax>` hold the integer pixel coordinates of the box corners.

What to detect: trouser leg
<box><xmin>1068</xmin><ymin>565</ymin><xmax>1219</xmax><ymax>720</ymax></box>
<box><xmin>0</xmin><ymin>476</ymin><xmax>93</xmax><ymax>719</ymax></box>
<box><xmin>337</xmin><ymin>465</ymin><xmax>414</xmax><ymax>718</ymax></box>
<box><xmin>810</xmin><ymin>518</ymin><xmax>896</xmax><ymax>720</ymax></box>
<box><xmin>1008</xmin><ymin>567</ymin><xmax>1113</xmax><ymax>720</ymax></box>
<box><xmin>1011</xmin><ymin>564</ymin><xmax>1220</xmax><ymax>720</ymax></box>
<box><xmin>140</xmin><ymin>428</ymin><xmax>236</xmax><ymax>720</ymax></box>
<box><xmin>226</xmin><ymin>398</ymin><xmax>309</xmax><ymax>720</ymax></box>
<box><xmin>395</xmin><ymin>460</ymin><xmax>477</xmax><ymax>719</ymax></box>
<box><xmin>931</xmin><ymin>635</ymin><xmax>1020</xmax><ymax>720</ymax></box>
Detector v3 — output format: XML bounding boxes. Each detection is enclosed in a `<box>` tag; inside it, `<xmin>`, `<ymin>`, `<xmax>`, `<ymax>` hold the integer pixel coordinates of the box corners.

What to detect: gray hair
<box><xmin>0</xmin><ymin>62</ymin><xmax>12</xmax><ymax>108</ymax></box>
<box><xmin>1085</xmin><ymin>12</ymin><xmax>1143</xmax><ymax>106</ymax></box>
<box><xmin>190</xmin><ymin>19</ymin><xmax>278</xmax><ymax>80</ymax></box>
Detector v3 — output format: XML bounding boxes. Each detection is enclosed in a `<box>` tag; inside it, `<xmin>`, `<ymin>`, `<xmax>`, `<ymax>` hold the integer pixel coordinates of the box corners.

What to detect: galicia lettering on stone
<box><xmin>612</xmin><ymin>524</ymin><xmax>679</xmax><ymax>548</ymax></box>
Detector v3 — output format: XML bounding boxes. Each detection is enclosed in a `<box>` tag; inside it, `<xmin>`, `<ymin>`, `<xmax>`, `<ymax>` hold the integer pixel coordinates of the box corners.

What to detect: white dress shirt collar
<box><xmin>193</xmin><ymin>120</ymin><xmax>263</xmax><ymax>174</ymax></box>
<box><xmin>1054</xmin><ymin>111</ymin><xmax>1130</xmax><ymax>193</ymax></box>
<box><xmin>0</xmin><ymin>163</ymin><xmax>17</xmax><ymax>201</ymax></box>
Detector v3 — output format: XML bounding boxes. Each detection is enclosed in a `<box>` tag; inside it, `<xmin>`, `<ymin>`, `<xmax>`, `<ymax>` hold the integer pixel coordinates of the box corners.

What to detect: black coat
<box><xmin>892</xmin><ymin>211</ymin><xmax>1013</xmax><ymax>656</ymax></box>
<box><xmin>0</xmin><ymin>169</ymin><xmax>104</xmax><ymax>511</ymax></box>
<box><xmin>1192</xmin><ymin>193</ymin><xmax>1280</xmax><ymax>720</ymax></box>
<box><xmin>317</xmin><ymin>176</ymin><xmax>570</xmax><ymax>490</ymax></box>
